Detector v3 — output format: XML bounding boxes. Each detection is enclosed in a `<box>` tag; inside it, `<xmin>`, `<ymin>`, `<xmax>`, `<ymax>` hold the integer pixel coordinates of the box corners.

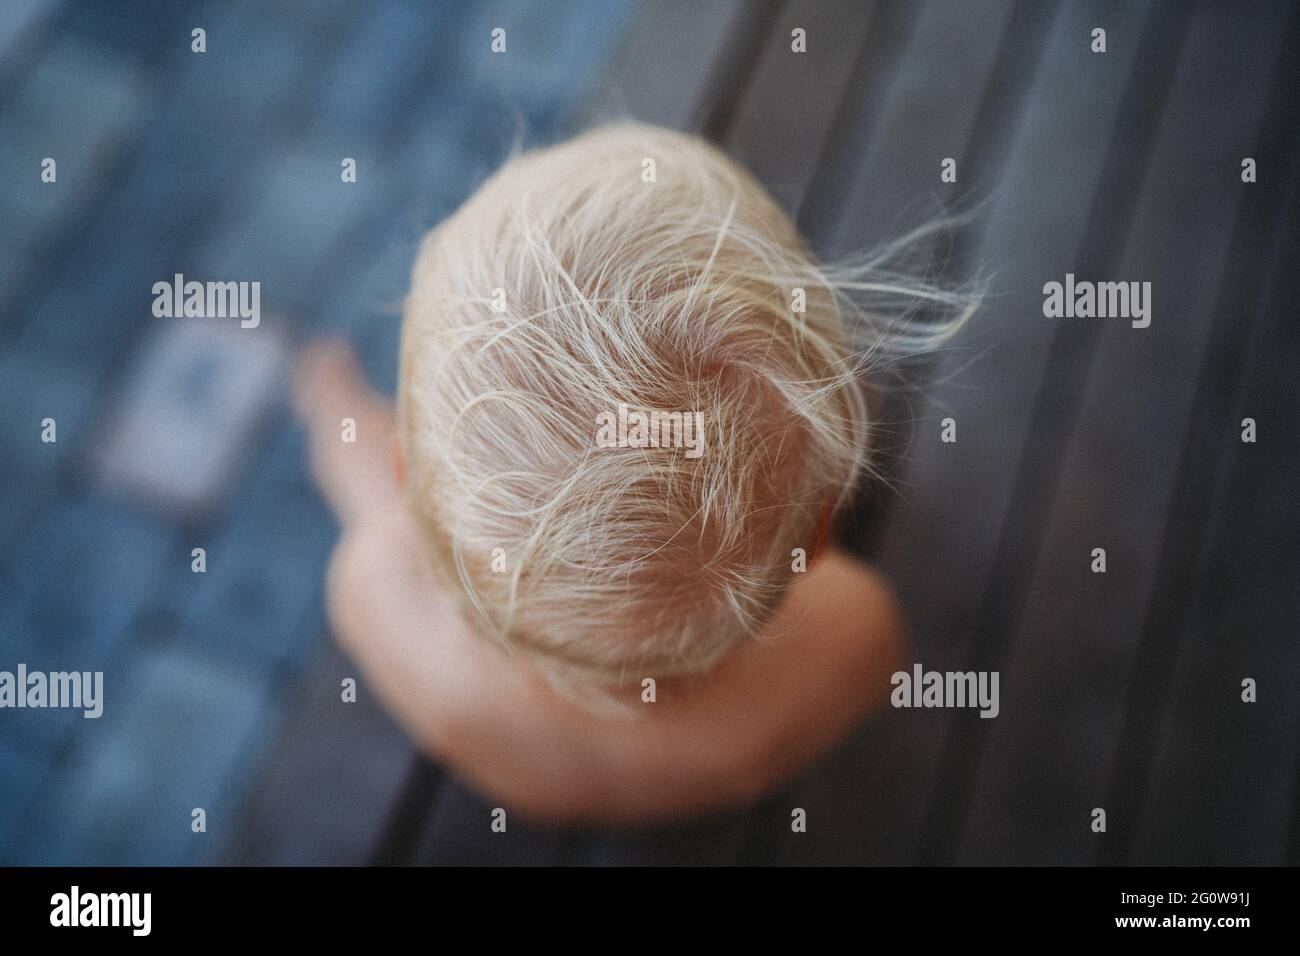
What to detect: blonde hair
<box><xmin>399</xmin><ymin>123</ymin><xmax>974</xmax><ymax>688</ymax></box>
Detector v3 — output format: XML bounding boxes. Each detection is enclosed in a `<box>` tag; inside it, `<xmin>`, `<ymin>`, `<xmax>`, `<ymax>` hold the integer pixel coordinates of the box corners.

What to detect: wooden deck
<box><xmin>216</xmin><ymin>0</ymin><xmax>1300</xmax><ymax>865</ymax></box>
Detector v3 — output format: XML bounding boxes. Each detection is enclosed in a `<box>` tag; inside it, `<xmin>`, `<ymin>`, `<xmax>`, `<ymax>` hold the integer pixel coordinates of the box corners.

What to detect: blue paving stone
<box><xmin>0</xmin><ymin>742</ymin><xmax>52</xmax><ymax>862</ymax></box>
<box><xmin>7</xmin><ymin>644</ymin><xmax>275</xmax><ymax>865</ymax></box>
<box><xmin>61</xmin><ymin>0</ymin><xmax>199</xmax><ymax>57</ymax></box>
<box><xmin>188</xmin><ymin>5</ymin><xmax>321</xmax><ymax>122</ymax></box>
<box><xmin>395</xmin><ymin>100</ymin><xmax>502</xmax><ymax>235</ymax></box>
<box><xmin>104</xmin><ymin>12</ymin><xmax>267</xmax><ymax>212</ymax></box>
<box><xmin>0</xmin><ymin>247</ymin><xmax>35</xmax><ymax>329</ymax></box>
<box><xmin>359</xmin><ymin>310</ymin><xmax>401</xmax><ymax>395</ymax></box>
<box><xmin>92</xmin><ymin>320</ymin><xmax>291</xmax><ymax>515</ymax></box>
<box><xmin>316</xmin><ymin>1</ymin><xmax>454</xmax><ymax>136</ymax></box>
<box><xmin>0</xmin><ymin>124</ymin><xmax>62</xmax><ymax>240</ymax></box>
<box><xmin>177</xmin><ymin>425</ymin><xmax>337</xmax><ymax>669</ymax></box>
<box><xmin>0</xmin><ymin>495</ymin><xmax>175</xmax><ymax>752</ymax></box>
<box><xmin>0</xmin><ymin>351</ymin><xmax>100</xmax><ymax>548</ymax></box>
<box><xmin>0</xmin><ymin>496</ymin><xmax>175</xmax><ymax>667</ymax></box>
<box><xmin>313</xmin><ymin>229</ymin><xmax>415</xmax><ymax>333</ymax></box>
<box><xmin>0</xmin><ymin>36</ymin><xmax>150</xmax><ymax>238</ymax></box>
<box><xmin>0</xmin><ymin>0</ymin><xmax>63</xmax><ymax>72</ymax></box>
<box><xmin>273</xmin><ymin>0</ymin><xmax>360</xmax><ymax>33</ymax></box>
<box><xmin>191</xmin><ymin>144</ymin><xmax>373</xmax><ymax>310</ymax></box>
<box><xmin>12</xmin><ymin>226</ymin><xmax>166</xmax><ymax>365</ymax></box>
<box><xmin>452</xmin><ymin>0</ymin><xmax>637</xmax><ymax>132</ymax></box>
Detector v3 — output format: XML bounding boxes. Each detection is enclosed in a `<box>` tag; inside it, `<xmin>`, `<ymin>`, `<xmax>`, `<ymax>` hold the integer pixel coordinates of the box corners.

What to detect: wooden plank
<box><xmin>581</xmin><ymin>0</ymin><xmax>754</xmax><ymax>131</ymax></box>
<box><xmin>912</xmin><ymin>0</ymin><xmax>1195</xmax><ymax>863</ymax></box>
<box><xmin>219</xmin><ymin>646</ymin><xmax>418</xmax><ymax>866</ymax></box>
<box><xmin>758</xmin><ymin>0</ymin><xmax>1028</xmax><ymax>866</ymax></box>
<box><xmin>810</xmin><ymin>0</ymin><xmax>1017</xmax><ymax>253</ymax></box>
<box><xmin>775</xmin><ymin>0</ymin><xmax>1169</xmax><ymax>864</ymax></box>
<box><xmin>404</xmin><ymin>780</ymin><xmax>565</xmax><ymax>866</ymax></box>
<box><xmin>717</xmin><ymin>0</ymin><xmax>878</xmax><ymax>216</ymax></box>
<box><xmin>1124</xmin><ymin>127</ymin><xmax>1300</xmax><ymax>864</ymax></box>
<box><xmin>807</xmin><ymin>0</ymin><xmax>1032</xmax><ymax>565</ymax></box>
<box><xmin>955</xmin><ymin>0</ymin><xmax>1292</xmax><ymax>864</ymax></box>
<box><xmin>577</xmin><ymin>815</ymin><xmax>750</xmax><ymax>866</ymax></box>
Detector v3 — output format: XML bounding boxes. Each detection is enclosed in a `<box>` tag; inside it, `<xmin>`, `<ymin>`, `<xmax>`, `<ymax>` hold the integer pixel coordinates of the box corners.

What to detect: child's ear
<box><xmin>392</xmin><ymin>436</ymin><xmax>406</xmax><ymax>489</ymax></box>
<box><xmin>811</xmin><ymin>497</ymin><xmax>835</xmax><ymax>561</ymax></box>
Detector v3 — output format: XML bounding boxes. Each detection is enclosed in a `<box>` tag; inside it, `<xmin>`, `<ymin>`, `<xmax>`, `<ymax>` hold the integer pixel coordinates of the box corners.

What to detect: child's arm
<box><xmin>295</xmin><ymin>342</ymin><xmax>905</xmax><ymax>824</ymax></box>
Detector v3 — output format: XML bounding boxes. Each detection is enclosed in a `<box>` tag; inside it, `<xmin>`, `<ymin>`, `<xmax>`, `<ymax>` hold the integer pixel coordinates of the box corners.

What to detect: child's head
<box><xmin>399</xmin><ymin>124</ymin><xmax>947</xmax><ymax>687</ymax></box>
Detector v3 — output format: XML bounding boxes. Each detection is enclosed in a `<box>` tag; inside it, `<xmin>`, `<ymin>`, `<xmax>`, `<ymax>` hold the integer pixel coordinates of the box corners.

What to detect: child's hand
<box><xmin>292</xmin><ymin>340</ymin><xmax>483</xmax><ymax>743</ymax></box>
<box><xmin>293</xmin><ymin>341</ymin><xmax>401</xmax><ymax>528</ymax></box>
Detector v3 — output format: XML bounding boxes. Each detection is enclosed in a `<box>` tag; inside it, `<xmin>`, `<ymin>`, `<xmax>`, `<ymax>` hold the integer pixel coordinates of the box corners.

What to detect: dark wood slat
<box><xmin>778</xmin><ymin>0</ymin><xmax>1167</xmax><ymax>865</ymax></box>
<box><xmin>405</xmin><ymin>782</ymin><xmax>565</xmax><ymax>866</ymax></box>
<box><xmin>760</xmin><ymin>0</ymin><xmax>1029</xmax><ymax>866</ymax></box>
<box><xmin>809</xmin><ymin>0</ymin><xmax>1052</xmax><ymax>571</ymax></box>
<box><xmin>912</xmin><ymin>0</ymin><xmax>1194</xmax><ymax>865</ymax></box>
<box><xmin>813</xmin><ymin>0</ymin><xmax>1017</xmax><ymax>254</ymax></box>
<box><xmin>1123</xmin><ymin>125</ymin><xmax>1300</xmax><ymax>865</ymax></box>
<box><xmin>220</xmin><ymin>645</ymin><xmax>418</xmax><ymax>865</ymax></box>
<box><xmin>955</xmin><ymin>0</ymin><xmax>1292</xmax><ymax>864</ymax></box>
<box><xmin>582</xmin><ymin>0</ymin><xmax>755</xmax><ymax>131</ymax></box>
<box><xmin>716</xmin><ymin>0</ymin><xmax>878</xmax><ymax>216</ymax></box>
<box><xmin>369</xmin><ymin>757</ymin><xmax>445</xmax><ymax>865</ymax></box>
<box><xmin>577</xmin><ymin>815</ymin><xmax>751</xmax><ymax>866</ymax></box>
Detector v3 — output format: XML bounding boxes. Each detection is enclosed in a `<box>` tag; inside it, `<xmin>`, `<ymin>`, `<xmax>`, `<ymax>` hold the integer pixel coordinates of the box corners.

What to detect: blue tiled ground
<box><xmin>0</xmin><ymin>0</ymin><xmax>636</xmax><ymax>864</ymax></box>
